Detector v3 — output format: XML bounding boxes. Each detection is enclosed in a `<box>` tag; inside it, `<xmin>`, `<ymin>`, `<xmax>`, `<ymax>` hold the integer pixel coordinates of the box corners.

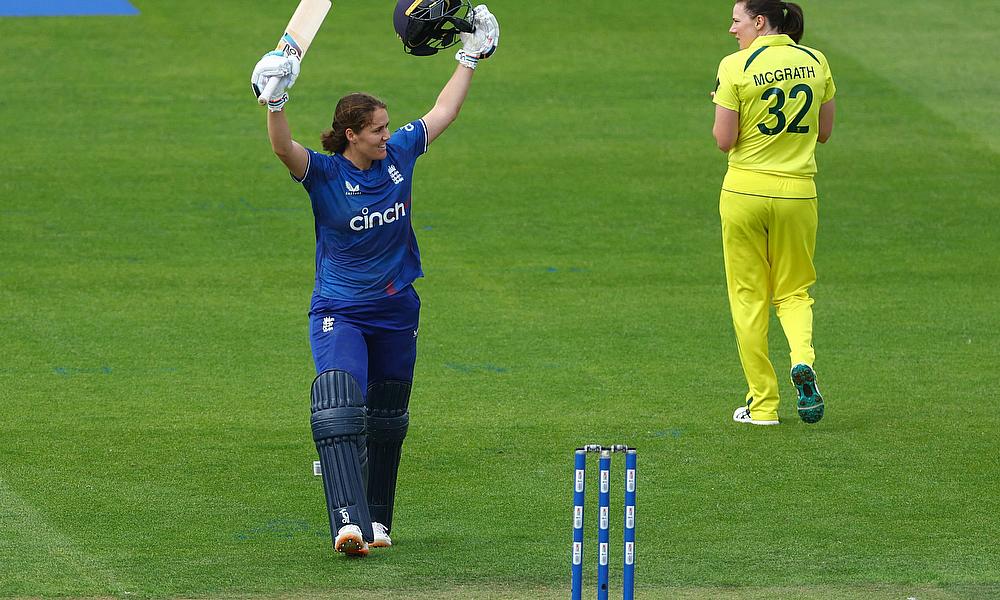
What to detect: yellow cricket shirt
<box><xmin>714</xmin><ymin>34</ymin><xmax>836</xmax><ymax>198</ymax></box>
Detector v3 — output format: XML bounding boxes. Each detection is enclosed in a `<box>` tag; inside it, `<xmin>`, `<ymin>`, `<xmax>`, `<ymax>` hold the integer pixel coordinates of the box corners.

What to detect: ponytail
<box><xmin>781</xmin><ymin>2</ymin><xmax>804</xmax><ymax>44</ymax></box>
<box><xmin>739</xmin><ymin>0</ymin><xmax>805</xmax><ymax>44</ymax></box>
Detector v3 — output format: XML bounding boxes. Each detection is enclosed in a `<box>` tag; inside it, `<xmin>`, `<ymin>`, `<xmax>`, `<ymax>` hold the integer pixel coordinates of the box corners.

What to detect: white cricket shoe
<box><xmin>334</xmin><ymin>524</ymin><xmax>369</xmax><ymax>557</ymax></box>
<box><xmin>370</xmin><ymin>521</ymin><xmax>392</xmax><ymax>548</ymax></box>
<box><xmin>733</xmin><ymin>405</ymin><xmax>780</xmax><ymax>426</ymax></box>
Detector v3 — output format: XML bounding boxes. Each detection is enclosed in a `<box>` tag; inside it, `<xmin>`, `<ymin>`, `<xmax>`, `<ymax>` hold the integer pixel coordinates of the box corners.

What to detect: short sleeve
<box><xmin>295</xmin><ymin>148</ymin><xmax>335</xmax><ymax>191</ymax></box>
<box><xmin>713</xmin><ymin>58</ymin><xmax>740</xmax><ymax>112</ymax></box>
<box><xmin>387</xmin><ymin>119</ymin><xmax>428</xmax><ymax>164</ymax></box>
<box><xmin>822</xmin><ymin>62</ymin><xmax>836</xmax><ymax>103</ymax></box>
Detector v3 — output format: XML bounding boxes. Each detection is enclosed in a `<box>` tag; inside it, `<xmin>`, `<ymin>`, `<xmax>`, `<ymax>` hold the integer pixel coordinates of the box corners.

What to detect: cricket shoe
<box><xmin>791</xmin><ymin>363</ymin><xmax>824</xmax><ymax>424</ymax></box>
<box><xmin>334</xmin><ymin>524</ymin><xmax>369</xmax><ymax>557</ymax></box>
<box><xmin>733</xmin><ymin>405</ymin><xmax>780</xmax><ymax>426</ymax></box>
<box><xmin>369</xmin><ymin>522</ymin><xmax>392</xmax><ymax>548</ymax></box>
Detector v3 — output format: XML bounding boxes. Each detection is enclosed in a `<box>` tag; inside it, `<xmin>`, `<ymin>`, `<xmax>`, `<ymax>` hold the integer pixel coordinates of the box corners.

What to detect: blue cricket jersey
<box><xmin>296</xmin><ymin>119</ymin><xmax>428</xmax><ymax>302</ymax></box>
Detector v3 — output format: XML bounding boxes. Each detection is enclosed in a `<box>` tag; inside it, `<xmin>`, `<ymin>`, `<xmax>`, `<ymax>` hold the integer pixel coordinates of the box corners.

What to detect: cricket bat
<box><xmin>258</xmin><ymin>0</ymin><xmax>333</xmax><ymax>105</ymax></box>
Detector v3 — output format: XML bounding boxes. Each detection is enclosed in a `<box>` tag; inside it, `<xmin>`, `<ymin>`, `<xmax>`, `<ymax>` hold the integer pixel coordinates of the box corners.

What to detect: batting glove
<box><xmin>251</xmin><ymin>51</ymin><xmax>300</xmax><ymax>102</ymax></box>
<box><xmin>266</xmin><ymin>92</ymin><xmax>289</xmax><ymax>113</ymax></box>
<box><xmin>455</xmin><ymin>4</ymin><xmax>499</xmax><ymax>69</ymax></box>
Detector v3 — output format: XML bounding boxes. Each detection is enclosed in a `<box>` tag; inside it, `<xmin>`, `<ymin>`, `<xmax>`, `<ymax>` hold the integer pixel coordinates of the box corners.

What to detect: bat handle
<box><xmin>257</xmin><ymin>76</ymin><xmax>282</xmax><ymax>105</ymax></box>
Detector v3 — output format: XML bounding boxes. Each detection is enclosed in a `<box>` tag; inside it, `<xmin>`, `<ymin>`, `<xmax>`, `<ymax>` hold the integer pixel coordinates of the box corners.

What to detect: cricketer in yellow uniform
<box><xmin>713</xmin><ymin>34</ymin><xmax>836</xmax><ymax>423</ymax></box>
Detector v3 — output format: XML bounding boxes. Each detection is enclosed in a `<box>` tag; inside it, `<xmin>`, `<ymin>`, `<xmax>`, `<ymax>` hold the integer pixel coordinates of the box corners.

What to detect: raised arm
<box><xmin>267</xmin><ymin>110</ymin><xmax>309</xmax><ymax>180</ymax></box>
<box><xmin>252</xmin><ymin>51</ymin><xmax>308</xmax><ymax>179</ymax></box>
<box><xmin>422</xmin><ymin>65</ymin><xmax>475</xmax><ymax>145</ymax></box>
<box><xmin>420</xmin><ymin>4</ymin><xmax>499</xmax><ymax>146</ymax></box>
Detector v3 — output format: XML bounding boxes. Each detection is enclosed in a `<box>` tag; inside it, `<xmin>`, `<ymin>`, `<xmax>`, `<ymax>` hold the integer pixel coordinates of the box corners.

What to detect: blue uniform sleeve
<box><xmin>386</xmin><ymin>119</ymin><xmax>428</xmax><ymax>164</ymax></box>
<box><xmin>293</xmin><ymin>148</ymin><xmax>337</xmax><ymax>192</ymax></box>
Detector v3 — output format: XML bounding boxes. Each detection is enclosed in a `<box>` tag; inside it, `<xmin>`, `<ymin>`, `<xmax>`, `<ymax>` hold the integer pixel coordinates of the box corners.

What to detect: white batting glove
<box><xmin>455</xmin><ymin>4</ymin><xmax>499</xmax><ymax>69</ymax></box>
<box><xmin>251</xmin><ymin>51</ymin><xmax>300</xmax><ymax>103</ymax></box>
<box><xmin>266</xmin><ymin>92</ymin><xmax>289</xmax><ymax>113</ymax></box>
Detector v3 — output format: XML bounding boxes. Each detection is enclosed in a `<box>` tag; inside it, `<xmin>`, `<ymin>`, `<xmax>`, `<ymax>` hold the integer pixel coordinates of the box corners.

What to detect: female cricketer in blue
<box><xmin>712</xmin><ymin>0</ymin><xmax>836</xmax><ymax>426</ymax></box>
<box><xmin>251</xmin><ymin>2</ymin><xmax>499</xmax><ymax>557</ymax></box>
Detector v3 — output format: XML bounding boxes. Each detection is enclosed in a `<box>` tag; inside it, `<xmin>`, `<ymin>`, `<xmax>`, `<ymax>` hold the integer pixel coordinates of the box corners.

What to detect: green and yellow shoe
<box><xmin>791</xmin><ymin>364</ymin><xmax>824</xmax><ymax>424</ymax></box>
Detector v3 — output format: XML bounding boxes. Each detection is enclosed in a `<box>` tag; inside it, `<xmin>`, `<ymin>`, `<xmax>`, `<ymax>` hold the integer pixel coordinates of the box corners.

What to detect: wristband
<box><xmin>455</xmin><ymin>50</ymin><xmax>478</xmax><ymax>70</ymax></box>
<box><xmin>267</xmin><ymin>92</ymin><xmax>289</xmax><ymax>112</ymax></box>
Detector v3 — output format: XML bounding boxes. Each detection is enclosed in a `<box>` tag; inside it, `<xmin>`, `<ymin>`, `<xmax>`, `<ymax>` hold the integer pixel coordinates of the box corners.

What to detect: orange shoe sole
<box><xmin>335</xmin><ymin>533</ymin><xmax>369</xmax><ymax>557</ymax></box>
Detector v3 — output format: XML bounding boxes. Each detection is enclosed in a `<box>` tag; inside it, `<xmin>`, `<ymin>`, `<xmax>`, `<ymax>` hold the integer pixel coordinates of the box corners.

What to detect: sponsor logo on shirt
<box><xmin>350</xmin><ymin>202</ymin><xmax>407</xmax><ymax>232</ymax></box>
<box><xmin>345</xmin><ymin>180</ymin><xmax>361</xmax><ymax>196</ymax></box>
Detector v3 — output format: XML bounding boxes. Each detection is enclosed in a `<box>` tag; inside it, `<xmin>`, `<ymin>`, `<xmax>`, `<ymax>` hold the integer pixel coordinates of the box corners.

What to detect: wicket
<box><xmin>572</xmin><ymin>444</ymin><xmax>636</xmax><ymax>600</ymax></box>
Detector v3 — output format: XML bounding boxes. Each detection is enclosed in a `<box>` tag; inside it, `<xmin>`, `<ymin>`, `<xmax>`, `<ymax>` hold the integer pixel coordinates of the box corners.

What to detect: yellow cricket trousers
<box><xmin>720</xmin><ymin>189</ymin><xmax>818</xmax><ymax>421</ymax></box>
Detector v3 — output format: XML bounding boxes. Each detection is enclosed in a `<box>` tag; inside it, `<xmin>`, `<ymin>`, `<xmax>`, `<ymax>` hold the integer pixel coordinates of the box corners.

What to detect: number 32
<box><xmin>757</xmin><ymin>83</ymin><xmax>813</xmax><ymax>135</ymax></box>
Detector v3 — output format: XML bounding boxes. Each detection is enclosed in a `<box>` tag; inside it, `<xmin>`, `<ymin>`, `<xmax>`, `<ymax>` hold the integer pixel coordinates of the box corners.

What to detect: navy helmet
<box><xmin>393</xmin><ymin>0</ymin><xmax>474</xmax><ymax>56</ymax></box>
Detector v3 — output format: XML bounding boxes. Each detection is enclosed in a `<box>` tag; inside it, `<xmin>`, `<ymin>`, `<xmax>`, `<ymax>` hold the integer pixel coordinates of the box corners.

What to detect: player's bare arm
<box><xmin>818</xmin><ymin>99</ymin><xmax>836</xmax><ymax>143</ymax></box>
<box><xmin>251</xmin><ymin>50</ymin><xmax>308</xmax><ymax>178</ymax></box>
<box><xmin>267</xmin><ymin>110</ymin><xmax>309</xmax><ymax>180</ymax></box>
<box><xmin>422</xmin><ymin>66</ymin><xmax>474</xmax><ymax>145</ymax></box>
<box><xmin>250</xmin><ymin>0</ymin><xmax>331</xmax><ymax>179</ymax></box>
<box><xmin>252</xmin><ymin>48</ymin><xmax>308</xmax><ymax>177</ymax></box>
<box><xmin>419</xmin><ymin>4</ymin><xmax>499</xmax><ymax>145</ymax></box>
<box><xmin>713</xmin><ymin>105</ymin><xmax>740</xmax><ymax>152</ymax></box>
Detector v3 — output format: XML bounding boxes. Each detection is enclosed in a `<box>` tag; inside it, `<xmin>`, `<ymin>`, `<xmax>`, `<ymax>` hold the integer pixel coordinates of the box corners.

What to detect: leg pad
<box><xmin>366</xmin><ymin>380</ymin><xmax>411</xmax><ymax>532</ymax></box>
<box><xmin>311</xmin><ymin>370</ymin><xmax>374</xmax><ymax>544</ymax></box>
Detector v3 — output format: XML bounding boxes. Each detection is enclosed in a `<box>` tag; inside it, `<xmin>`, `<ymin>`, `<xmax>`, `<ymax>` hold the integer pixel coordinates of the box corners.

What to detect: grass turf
<box><xmin>1</xmin><ymin>0</ymin><xmax>998</xmax><ymax>598</ymax></box>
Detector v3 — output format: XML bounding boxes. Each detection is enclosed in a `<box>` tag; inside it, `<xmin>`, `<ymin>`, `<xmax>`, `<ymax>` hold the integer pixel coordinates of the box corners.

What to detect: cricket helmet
<box><xmin>393</xmin><ymin>0</ymin><xmax>474</xmax><ymax>56</ymax></box>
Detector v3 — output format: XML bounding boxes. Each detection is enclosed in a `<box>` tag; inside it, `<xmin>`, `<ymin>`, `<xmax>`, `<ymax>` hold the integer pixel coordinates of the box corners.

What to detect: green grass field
<box><xmin>2</xmin><ymin>0</ymin><xmax>999</xmax><ymax>598</ymax></box>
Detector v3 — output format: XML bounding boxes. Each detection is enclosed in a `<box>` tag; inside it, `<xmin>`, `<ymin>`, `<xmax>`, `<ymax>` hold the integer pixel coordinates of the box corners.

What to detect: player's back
<box><xmin>715</xmin><ymin>35</ymin><xmax>835</xmax><ymax>181</ymax></box>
